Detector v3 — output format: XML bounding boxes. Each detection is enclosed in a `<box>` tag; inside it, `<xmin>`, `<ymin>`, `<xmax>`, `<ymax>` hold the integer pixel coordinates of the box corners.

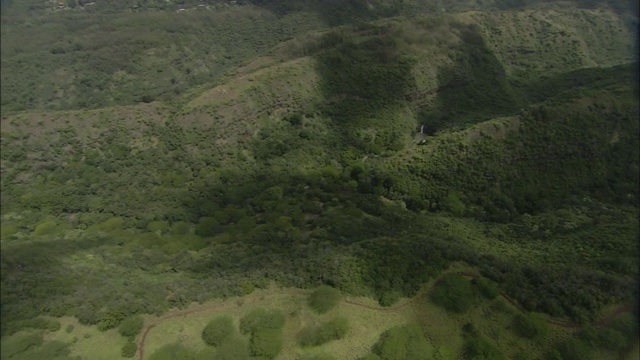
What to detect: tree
<box><xmin>512</xmin><ymin>313</ymin><xmax>548</xmax><ymax>339</ymax></box>
<box><xmin>195</xmin><ymin>217</ymin><xmax>219</xmax><ymax>237</ymax></box>
<box><xmin>249</xmin><ymin>329</ymin><xmax>283</xmax><ymax>359</ymax></box>
<box><xmin>465</xmin><ymin>334</ymin><xmax>505</xmax><ymax>360</ymax></box>
<box><xmin>372</xmin><ymin>324</ymin><xmax>431</xmax><ymax>360</ymax></box>
<box><xmin>118</xmin><ymin>316</ymin><xmax>144</xmax><ymax>339</ymax></box>
<box><xmin>202</xmin><ymin>315</ymin><xmax>235</xmax><ymax>347</ymax></box>
<box><xmin>121</xmin><ymin>342</ymin><xmax>137</xmax><ymax>358</ymax></box>
<box><xmin>430</xmin><ymin>274</ymin><xmax>475</xmax><ymax>313</ymax></box>
<box><xmin>475</xmin><ymin>277</ymin><xmax>499</xmax><ymax>299</ymax></box>
<box><xmin>239</xmin><ymin>308</ymin><xmax>285</xmax><ymax>335</ymax></box>
<box><xmin>441</xmin><ymin>192</ymin><xmax>466</xmax><ymax>216</ymax></box>
<box><xmin>297</xmin><ymin>317</ymin><xmax>349</xmax><ymax>347</ymax></box>
<box><xmin>216</xmin><ymin>336</ymin><xmax>250</xmax><ymax>360</ymax></box>
<box><xmin>308</xmin><ymin>286</ymin><xmax>342</xmax><ymax>314</ymax></box>
<box><xmin>556</xmin><ymin>338</ymin><xmax>594</xmax><ymax>360</ymax></box>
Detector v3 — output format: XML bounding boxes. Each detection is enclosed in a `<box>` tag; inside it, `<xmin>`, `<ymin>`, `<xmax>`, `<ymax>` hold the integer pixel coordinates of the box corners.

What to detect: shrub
<box><xmin>202</xmin><ymin>315</ymin><xmax>235</xmax><ymax>346</ymax></box>
<box><xmin>249</xmin><ymin>329</ymin><xmax>283</xmax><ymax>359</ymax></box>
<box><xmin>512</xmin><ymin>313</ymin><xmax>548</xmax><ymax>338</ymax></box>
<box><xmin>171</xmin><ymin>221</ymin><xmax>190</xmax><ymax>235</ymax></box>
<box><xmin>119</xmin><ymin>316</ymin><xmax>144</xmax><ymax>339</ymax></box>
<box><xmin>195</xmin><ymin>217</ymin><xmax>219</xmax><ymax>237</ymax></box>
<box><xmin>597</xmin><ymin>328</ymin><xmax>628</xmax><ymax>352</ymax></box>
<box><xmin>89</xmin><ymin>217</ymin><xmax>125</xmax><ymax>232</ymax></box>
<box><xmin>1</xmin><ymin>224</ymin><xmax>19</xmax><ymax>238</ymax></box>
<box><xmin>65</xmin><ymin>324</ymin><xmax>74</xmax><ymax>333</ymax></box>
<box><xmin>34</xmin><ymin>221</ymin><xmax>57</xmax><ymax>236</ymax></box>
<box><xmin>430</xmin><ymin>274</ymin><xmax>475</xmax><ymax>313</ymax></box>
<box><xmin>297</xmin><ymin>317</ymin><xmax>349</xmax><ymax>347</ymax></box>
<box><xmin>148</xmin><ymin>342</ymin><xmax>197</xmax><ymax>360</ymax></box>
<box><xmin>379</xmin><ymin>290</ymin><xmax>402</xmax><ymax>307</ymax></box>
<box><xmin>97</xmin><ymin>314</ymin><xmax>119</xmax><ymax>332</ymax></box>
<box><xmin>610</xmin><ymin>313</ymin><xmax>638</xmax><ymax>336</ymax></box>
<box><xmin>475</xmin><ymin>277</ymin><xmax>499</xmax><ymax>299</ymax></box>
<box><xmin>556</xmin><ymin>338</ymin><xmax>594</xmax><ymax>360</ymax></box>
<box><xmin>0</xmin><ymin>333</ymin><xmax>43</xmax><ymax>359</ymax></box>
<box><xmin>372</xmin><ymin>324</ymin><xmax>431</xmax><ymax>360</ymax></box>
<box><xmin>21</xmin><ymin>340</ymin><xmax>71</xmax><ymax>359</ymax></box>
<box><xmin>216</xmin><ymin>336</ymin><xmax>250</xmax><ymax>360</ymax></box>
<box><xmin>147</xmin><ymin>221</ymin><xmax>170</xmax><ymax>234</ymax></box>
<box><xmin>308</xmin><ymin>286</ymin><xmax>342</xmax><ymax>314</ymax></box>
<box><xmin>465</xmin><ymin>334</ymin><xmax>505</xmax><ymax>360</ymax></box>
<box><xmin>121</xmin><ymin>342</ymin><xmax>137</xmax><ymax>358</ymax></box>
<box><xmin>239</xmin><ymin>308</ymin><xmax>285</xmax><ymax>335</ymax></box>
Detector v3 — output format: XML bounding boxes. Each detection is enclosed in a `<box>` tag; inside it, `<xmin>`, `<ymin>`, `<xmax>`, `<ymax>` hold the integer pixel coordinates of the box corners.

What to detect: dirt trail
<box><xmin>136</xmin><ymin>274</ymin><xmax>633</xmax><ymax>360</ymax></box>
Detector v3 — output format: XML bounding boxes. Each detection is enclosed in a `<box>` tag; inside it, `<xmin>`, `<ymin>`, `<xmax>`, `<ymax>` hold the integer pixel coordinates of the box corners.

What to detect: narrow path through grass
<box><xmin>136</xmin><ymin>273</ymin><xmax>633</xmax><ymax>360</ymax></box>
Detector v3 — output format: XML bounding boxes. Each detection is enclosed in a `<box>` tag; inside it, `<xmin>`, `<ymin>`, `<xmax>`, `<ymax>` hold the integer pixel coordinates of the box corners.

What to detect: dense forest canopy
<box><xmin>0</xmin><ymin>0</ymin><xmax>638</xmax><ymax>359</ymax></box>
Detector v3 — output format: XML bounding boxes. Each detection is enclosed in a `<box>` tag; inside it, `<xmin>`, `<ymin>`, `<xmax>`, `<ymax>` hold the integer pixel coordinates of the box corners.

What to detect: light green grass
<box><xmin>43</xmin><ymin>316</ymin><xmax>131</xmax><ymax>360</ymax></box>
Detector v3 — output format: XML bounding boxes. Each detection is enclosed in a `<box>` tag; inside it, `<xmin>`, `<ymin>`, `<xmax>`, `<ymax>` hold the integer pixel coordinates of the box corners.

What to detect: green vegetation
<box><xmin>578</xmin><ymin>316</ymin><xmax>638</xmax><ymax>355</ymax></box>
<box><xmin>297</xmin><ymin>317</ymin><xmax>349</xmax><ymax>347</ymax></box>
<box><xmin>201</xmin><ymin>315</ymin><xmax>235</xmax><ymax>347</ymax></box>
<box><xmin>475</xmin><ymin>278</ymin><xmax>499</xmax><ymax>300</ymax></box>
<box><xmin>239</xmin><ymin>308</ymin><xmax>285</xmax><ymax>334</ymax></box>
<box><xmin>249</xmin><ymin>328</ymin><xmax>283</xmax><ymax>359</ymax></box>
<box><xmin>118</xmin><ymin>316</ymin><xmax>144</xmax><ymax>339</ymax></box>
<box><xmin>512</xmin><ymin>313</ymin><xmax>548</xmax><ymax>339</ymax></box>
<box><xmin>463</xmin><ymin>323</ymin><xmax>506</xmax><ymax>360</ymax></box>
<box><xmin>554</xmin><ymin>338</ymin><xmax>594</xmax><ymax>360</ymax></box>
<box><xmin>308</xmin><ymin>286</ymin><xmax>342</xmax><ymax>314</ymax></box>
<box><xmin>238</xmin><ymin>308</ymin><xmax>285</xmax><ymax>359</ymax></box>
<box><xmin>0</xmin><ymin>0</ymin><xmax>638</xmax><ymax>358</ymax></box>
<box><xmin>365</xmin><ymin>323</ymin><xmax>432</xmax><ymax>360</ymax></box>
<box><xmin>148</xmin><ymin>342</ymin><xmax>197</xmax><ymax>360</ymax></box>
<box><xmin>0</xmin><ymin>332</ymin><xmax>77</xmax><ymax>360</ymax></box>
<box><xmin>215</xmin><ymin>336</ymin><xmax>250</xmax><ymax>360</ymax></box>
<box><xmin>430</xmin><ymin>274</ymin><xmax>476</xmax><ymax>313</ymax></box>
<box><xmin>121</xmin><ymin>341</ymin><xmax>137</xmax><ymax>358</ymax></box>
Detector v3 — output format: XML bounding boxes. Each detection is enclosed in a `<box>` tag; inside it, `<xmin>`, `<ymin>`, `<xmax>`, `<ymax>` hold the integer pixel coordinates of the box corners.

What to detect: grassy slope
<box><xmin>11</xmin><ymin>270</ymin><xmax>627</xmax><ymax>360</ymax></box>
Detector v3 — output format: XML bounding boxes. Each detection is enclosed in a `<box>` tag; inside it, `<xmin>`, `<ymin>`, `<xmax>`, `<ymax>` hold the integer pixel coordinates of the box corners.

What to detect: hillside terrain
<box><xmin>1</xmin><ymin>0</ymin><xmax>639</xmax><ymax>359</ymax></box>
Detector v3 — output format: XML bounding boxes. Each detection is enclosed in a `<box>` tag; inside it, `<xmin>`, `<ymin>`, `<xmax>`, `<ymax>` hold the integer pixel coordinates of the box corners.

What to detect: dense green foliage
<box><xmin>201</xmin><ymin>315</ymin><xmax>235</xmax><ymax>347</ymax></box>
<box><xmin>307</xmin><ymin>286</ymin><xmax>342</xmax><ymax>314</ymax></box>
<box><xmin>118</xmin><ymin>316</ymin><xmax>144</xmax><ymax>339</ymax></box>
<box><xmin>554</xmin><ymin>338</ymin><xmax>594</xmax><ymax>360</ymax></box>
<box><xmin>577</xmin><ymin>315</ymin><xmax>639</xmax><ymax>355</ymax></box>
<box><xmin>0</xmin><ymin>332</ymin><xmax>78</xmax><ymax>360</ymax></box>
<box><xmin>429</xmin><ymin>274</ymin><xmax>476</xmax><ymax>313</ymax></box>
<box><xmin>368</xmin><ymin>324</ymin><xmax>431</xmax><ymax>360</ymax></box>
<box><xmin>121</xmin><ymin>341</ymin><xmax>137</xmax><ymax>358</ymax></box>
<box><xmin>475</xmin><ymin>278</ymin><xmax>499</xmax><ymax>300</ymax></box>
<box><xmin>249</xmin><ymin>329</ymin><xmax>283</xmax><ymax>359</ymax></box>
<box><xmin>2</xmin><ymin>318</ymin><xmax>60</xmax><ymax>337</ymax></box>
<box><xmin>239</xmin><ymin>308</ymin><xmax>285</xmax><ymax>359</ymax></box>
<box><xmin>215</xmin><ymin>336</ymin><xmax>250</xmax><ymax>360</ymax></box>
<box><xmin>512</xmin><ymin>313</ymin><xmax>548</xmax><ymax>339</ymax></box>
<box><xmin>463</xmin><ymin>324</ymin><xmax>506</xmax><ymax>360</ymax></box>
<box><xmin>297</xmin><ymin>317</ymin><xmax>349</xmax><ymax>347</ymax></box>
<box><xmin>239</xmin><ymin>308</ymin><xmax>285</xmax><ymax>335</ymax></box>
